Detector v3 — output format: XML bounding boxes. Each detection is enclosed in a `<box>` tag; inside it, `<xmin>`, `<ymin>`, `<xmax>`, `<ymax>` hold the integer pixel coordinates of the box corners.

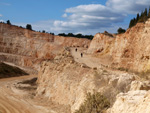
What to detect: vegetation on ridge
<box><xmin>117</xmin><ymin>27</ymin><xmax>126</xmax><ymax>34</ymax></box>
<box><xmin>129</xmin><ymin>8</ymin><xmax>150</xmax><ymax>28</ymax></box>
<box><xmin>58</xmin><ymin>33</ymin><xmax>94</xmax><ymax>40</ymax></box>
<box><xmin>74</xmin><ymin>92</ymin><xmax>110</xmax><ymax>113</ymax></box>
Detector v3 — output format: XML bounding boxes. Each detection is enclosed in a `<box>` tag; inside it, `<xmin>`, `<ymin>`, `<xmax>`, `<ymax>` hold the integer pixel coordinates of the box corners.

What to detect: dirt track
<box><xmin>0</xmin><ymin>75</ymin><xmax>49</xmax><ymax>113</ymax></box>
<box><xmin>71</xmin><ymin>47</ymin><xmax>109</xmax><ymax>68</ymax></box>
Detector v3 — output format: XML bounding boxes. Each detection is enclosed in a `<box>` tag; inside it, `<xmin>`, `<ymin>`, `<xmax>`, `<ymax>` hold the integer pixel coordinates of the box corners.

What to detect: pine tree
<box><xmin>129</xmin><ymin>7</ymin><xmax>150</xmax><ymax>28</ymax></box>
<box><xmin>129</xmin><ymin>19</ymin><xmax>134</xmax><ymax>28</ymax></box>
<box><xmin>6</xmin><ymin>20</ymin><xmax>11</xmax><ymax>25</ymax></box>
<box><xmin>143</xmin><ymin>8</ymin><xmax>148</xmax><ymax>21</ymax></box>
<box><xmin>144</xmin><ymin>8</ymin><xmax>148</xmax><ymax>16</ymax></box>
<box><xmin>138</xmin><ymin>11</ymin><xmax>144</xmax><ymax>22</ymax></box>
<box><xmin>148</xmin><ymin>7</ymin><xmax>150</xmax><ymax>18</ymax></box>
<box><xmin>136</xmin><ymin>13</ymin><xmax>140</xmax><ymax>22</ymax></box>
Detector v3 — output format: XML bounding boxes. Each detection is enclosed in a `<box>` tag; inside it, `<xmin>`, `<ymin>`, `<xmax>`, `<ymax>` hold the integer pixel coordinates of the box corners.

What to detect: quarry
<box><xmin>0</xmin><ymin>19</ymin><xmax>150</xmax><ymax>113</ymax></box>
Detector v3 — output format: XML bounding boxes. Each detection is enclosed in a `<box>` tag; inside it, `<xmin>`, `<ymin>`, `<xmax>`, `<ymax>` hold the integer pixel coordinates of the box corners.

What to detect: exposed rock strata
<box><xmin>110</xmin><ymin>90</ymin><xmax>150</xmax><ymax>113</ymax></box>
<box><xmin>0</xmin><ymin>23</ymin><xmax>90</xmax><ymax>72</ymax></box>
<box><xmin>88</xmin><ymin>19</ymin><xmax>150</xmax><ymax>72</ymax></box>
<box><xmin>36</xmin><ymin>49</ymin><xmax>137</xmax><ymax>112</ymax></box>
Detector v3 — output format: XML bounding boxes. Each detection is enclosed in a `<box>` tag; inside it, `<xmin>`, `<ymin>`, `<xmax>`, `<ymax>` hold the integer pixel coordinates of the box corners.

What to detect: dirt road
<box><xmin>0</xmin><ymin>75</ymin><xmax>50</xmax><ymax>113</ymax></box>
<box><xmin>71</xmin><ymin>47</ymin><xmax>104</xmax><ymax>68</ymax></box>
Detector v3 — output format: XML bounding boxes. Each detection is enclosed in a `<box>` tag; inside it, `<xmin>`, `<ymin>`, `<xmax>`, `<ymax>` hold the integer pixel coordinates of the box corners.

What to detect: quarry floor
<box><xmin>0</xmin><ymin>74</ymin><xmax>72</xmax><ymax>113</ymax></box>
<box><xmin>0</xmin><ymin>47</ymin><xmax>125</xmax><ymax>113</ymax></box>
<box><xmin>0</xmin><ymin>75</ymin><xmax>49</xmax><ymax>113</ymax></box>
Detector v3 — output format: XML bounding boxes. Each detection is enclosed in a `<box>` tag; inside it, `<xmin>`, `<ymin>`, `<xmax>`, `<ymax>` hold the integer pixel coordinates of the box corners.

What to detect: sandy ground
<box><xmin>71</xmin><ymin>47</ymin><xmax>103</xmax><ymax>68</ymax></box>
<box><xmin>0</xmin><ymin>75</ymin><xmax>57</xmax><ymax>113</ymax></box>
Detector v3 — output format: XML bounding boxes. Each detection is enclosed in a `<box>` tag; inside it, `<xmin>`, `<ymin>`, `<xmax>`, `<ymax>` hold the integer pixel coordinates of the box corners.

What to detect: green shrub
<box><xmin>74</xmin><ymin>92</ymin><xmax>110</xmax><ymax>113</ymax></box>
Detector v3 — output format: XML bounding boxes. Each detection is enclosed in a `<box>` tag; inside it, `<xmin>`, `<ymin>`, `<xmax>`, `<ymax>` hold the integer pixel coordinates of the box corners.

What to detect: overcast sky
<box><xmin>0</xmin><ymin>0</ymin><xmax>150</xmax><ymax>35</ymax></box>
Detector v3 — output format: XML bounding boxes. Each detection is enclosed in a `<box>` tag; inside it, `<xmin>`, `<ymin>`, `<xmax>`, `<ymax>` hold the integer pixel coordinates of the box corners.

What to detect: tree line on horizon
<box><xmin>1</xmin><ymin>20</ymin><xmax>93</xmax><ymax>39</ymax></box>
<box><xmin>129</xmin><ymin>8</ymin><xmax>150</xmax><ymax>28</ymax></box>
<box><xmin>58</xmin><ymin>33</ymin><xmax>94</xmax><ymax>40</ymax></box>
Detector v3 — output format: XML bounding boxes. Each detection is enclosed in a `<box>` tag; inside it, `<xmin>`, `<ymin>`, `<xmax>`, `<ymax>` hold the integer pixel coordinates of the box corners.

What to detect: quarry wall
<box><xmin>88</xmin><ymin>19</ymin><xmax>150</xmax><ymax>72</ymax></box>
<box><xmin>0</xmin><ymin>23</ymin><xmax>90</xmax><ymax>71</ymax></box>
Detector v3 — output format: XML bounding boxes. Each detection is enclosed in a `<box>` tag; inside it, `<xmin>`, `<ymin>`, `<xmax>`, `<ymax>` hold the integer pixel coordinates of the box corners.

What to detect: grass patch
<box><xmin>74</xmin><ymin>92</ymin><xmax>110</xmax><ymax>113</ymax></box>
<box><xmin>0</xmin><ymin>62</ymin><xmax>28</xmax><ymax>79</ymax></box>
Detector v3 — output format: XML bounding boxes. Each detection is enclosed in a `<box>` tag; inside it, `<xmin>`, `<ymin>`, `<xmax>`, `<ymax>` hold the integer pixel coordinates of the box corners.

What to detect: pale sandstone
<box><xmin>36</xmin><ymin>50</ymin><xmax>137</xmax><ymax>112</ymax></box>
<box><xmin>88</xmin><ymin>19</ymin><xmax>150</xmax><ymax>72</ymax></box>
<box><xmin>0</xmin><ymin>23</ymin><xmax>90</xmax><ymax>72</ymax></box>
<box><xmin>109</xmin><ymin>90</ymin><xmax>150</xmax><ymax>113</ymax></box>
<box><xmin>130</xmin><ymin>80</ymin><xmax>150</xmax><ymax>91</ymax></box>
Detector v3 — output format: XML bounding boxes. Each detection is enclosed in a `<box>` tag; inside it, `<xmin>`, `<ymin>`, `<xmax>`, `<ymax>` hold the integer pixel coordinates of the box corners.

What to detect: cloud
<box><xmin>14</xmin><ymin>0</ymin><xmax>150</xmax><ymax>35</ymax></box>
<box><xmin>62</xmin><ymin>13</ymin><xmax>67</xmax><ymax>18</ymax></box>
<box><xmin>51</xmin><ymin>4</ymin><xmax>126</xmax><ymax>34</ymax></box>
<box><xmin>51</xmin><ymin>0</ymin><xmax>150</xmax><ymax>34</ymax></box>
<box><xmin>0</xmin><ymin>14</ymin><xmax>2</xmax><ymax>17</ymax></box>
<box><xmin>0</xmin><ymin>20</ymin><xmax>4</xmax><ymax>22</ymax></box>
<box><xmin>106</xmin><ymin>0</ymin><xmax>150</xmax><ymax>14</ymax></box>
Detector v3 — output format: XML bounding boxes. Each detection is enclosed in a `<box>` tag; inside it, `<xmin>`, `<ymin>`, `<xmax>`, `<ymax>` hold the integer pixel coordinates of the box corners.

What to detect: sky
<box><xmin>0</xmin><ymin>0</ymin><xmax>150</xmax><ymax>35</ymax></box>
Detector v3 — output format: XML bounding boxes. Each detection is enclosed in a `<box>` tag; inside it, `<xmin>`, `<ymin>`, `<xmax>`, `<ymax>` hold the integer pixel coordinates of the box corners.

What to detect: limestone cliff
<box><xmin>109</xmin><ymin>81</ymin><xmax>150</xmax><ymax>113</ymax></box>
<box><xmin>36</xmin><ymin>49</ymin><xmax>137</xmax><ymax>113</ymax></box>
<box><xmin>88</xmin><ymin>19</ymin><xmax>150</xmax><ymax>72</ymax></box>
<box><xmin>0</xmin><ymin>23</ymin><xmax>90</xmax><ymax>72</ymax></box>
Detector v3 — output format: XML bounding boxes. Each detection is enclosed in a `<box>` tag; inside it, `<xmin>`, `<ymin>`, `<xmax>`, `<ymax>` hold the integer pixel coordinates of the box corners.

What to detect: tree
<box><xmin>68</xmin><ymin>33</ymin><xmax>74</xmax><ymax>37</ymax></box>
<box><xmin>50</xmin><ymin>32</ymin><xmax>54</xmax><ymax>35</ymax></box>
<box><xmin>143</xmin><ymin>8</ymin><xmax>148</xmax><ymax>21</ymax></box>
<box><xmin>129</xmin><ymin>19</ymin><xmax>134</xmax><ymax>28</ymax></box>
<box><xmin>58</xmin><ymin>33</ymin><xmax>66</xmax><ymax>36</ymax></box>
<box><xmin>6</xmin><ymin>20</ymin><xmax>11</xmax><ymax>25</ymax></box>
<box><xmin>129</xmin><ymin>7</ymin><xmax>150</xmax><ymax>28</ymax></box>
<box><xmin>136</xmin><ymin>13</ymin><xmax>140</xmax><ymax>22</ymax></box>
<box><xmin>117</xmin><ymin>27</ymin><xmax>126</xmax><ymax>34</ymax></box>
<box><xmin>76</xmin><ymin>33</ymin><xmax>82</xmax><ymax>38</ymax></box>
<box><xmin>26</xmin><ymin>24</ymin><xmax>32</xmax><ymax>30</ymax></box>
<box><xmin>42</xmin><ymin>30</ymin><xmax>45</xmax><ymax>33</ymax></box>
<box><xmin>144</xmin><ymin>8</ymin><xmax>148</xmax><ymax>16</ymax></box>
<box><xmin>148</xmin><ymin>7</ymin><xmax>150</xmax><ymax>18</ymax></box>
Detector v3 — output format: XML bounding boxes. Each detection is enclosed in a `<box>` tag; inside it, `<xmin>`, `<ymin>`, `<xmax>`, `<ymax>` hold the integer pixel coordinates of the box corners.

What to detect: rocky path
<box><xmin>71</xmin><ymin>47</ymin><xmax>106</xmax><ymax>68</ymax></box>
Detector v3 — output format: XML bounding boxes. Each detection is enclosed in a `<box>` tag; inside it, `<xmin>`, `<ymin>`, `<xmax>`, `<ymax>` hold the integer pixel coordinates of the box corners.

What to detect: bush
<box><xmin>26</xmin><ymin>24</ymin><xmax>32</xmax><ymax>30</ymax></box>
<box><xmin>74</xmin><ymin>92</ymin><xmax>110</xmax><ymax>113</ymax></box>
<box><xmin>6</xmin><ymin>20</ymin><xmax>11</xmax><ymax>25</ymax></box>
<box><xmin>117</xmin><ymin>28</ymin><xmax>126</xmax><ymax>34</ymax></box>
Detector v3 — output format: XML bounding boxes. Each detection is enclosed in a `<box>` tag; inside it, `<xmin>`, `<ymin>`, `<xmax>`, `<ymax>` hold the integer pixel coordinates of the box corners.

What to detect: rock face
<box><xmin>110</xmin><ymin>90</ymin><xmax>150</xmax><ymax>113</ymax></box>
<box><xmin>0</xmin><ymin>23</ymin><xmax>90</xmax><ymax>72</ymax></box>
<box><xmin>108</xmin><ymin>80</ymin><xmax>150</xmax><ymax>113</ymax></box>
<box><xmin>88</xmin><ymin>19</ymin><xmax>150</xmax><ymax>72</ymax></box>
<box><xmin>36</xmin><ymin>49</ymin><xmax>137</xmax><ymax>113</ymax></box>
